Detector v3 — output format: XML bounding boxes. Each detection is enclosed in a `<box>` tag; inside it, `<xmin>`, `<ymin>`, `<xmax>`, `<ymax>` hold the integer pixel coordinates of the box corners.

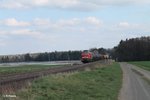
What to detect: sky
<box><xmin>0</xmin><ymin>0</ymin><xmax>150</xmax><ymax>55</ymax></box>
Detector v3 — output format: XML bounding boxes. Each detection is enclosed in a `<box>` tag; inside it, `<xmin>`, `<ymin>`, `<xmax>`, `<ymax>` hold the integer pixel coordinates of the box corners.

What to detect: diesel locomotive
<box><xmin>81</xmin><ymin>50</ymin><xmax>109</xmax><ymax>63</ymax></box>
<box><xmin>81</xmin><ymin>50</ymin><xmax>101</xmax><ymax>63</ymax></box>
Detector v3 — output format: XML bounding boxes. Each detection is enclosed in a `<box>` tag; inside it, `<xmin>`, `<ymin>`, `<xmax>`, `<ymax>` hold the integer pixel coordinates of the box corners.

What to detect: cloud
<box><xmin>57</xmin><ymin>18</ymin><xmax>80</xmax><ymax>27</ymax></box>
<box><xmin>84</xmin><ymin>17</ymin><xmax>103</xmax><ymax>27</ymax></box>
<box><xmin>109</xmin><ymin>22</ymin><xmax>150</xmax><ymax>37</ymax></box>
<box><xmin>0</xmin><ymin>17</ymin><xmax>104</xmax><ymax>49</ymax></box>
<box><xmin>0</xmin><ymin>1</ymin><xmax>26</xmax><ymax>9</ymax></box>
<box><xmin>31</xmin><ymin>0</ymin><xmax>49</xmax><ymax>6</ymax></box>
<box><xmin>0</xmin><ymin>0</ymin><xmax>79</xmax><ymax>9</ymax></box>
<box><xmin>0</xmin><ymin>17</ymin><xmax>103</xmax><ymax>37</ymax></box>
<box><xmin>81</xmin><ymin>0</ymin><xmax>150</xmax><ymax>6</ymax></box>
<box><xmin>1</xmin><ymin>18</ymin><xmax>149</xmax><ymax>37</ymax></box>
<box><xmin>0</xmin><ymin>0</ymin><xmax>150</xmax><ymax>10</ymax></box>
<box><xmin>118</xmin><ymin>22</ymin><xmax>140</xmax><ymax>29</ymax></box>
<box><xmin>1</xmin><ymin>18</ymin><xmax>149</xmax><ymax>49</ymax></box>
<box><xmin>2</xmin><ymin>18</ymin><xmax>30</xmax><ymax>27</ymax></box>
<box><xmin>118</xmin><ymin>22</ymin><xmax>130</xmax><ymax>27</ymax></box>
<box><xmin>0</xmin><ymin>41</ymin><xmax>6</xmax><ymax>46</ymax></box>
<box><xmin>33</xmin><ymin>18</ymin><xmax>50</xmax><ymax>26</ymax></box>
<box><xmin>11</xmin><ymin>29</ymin><xmax>41</xmax><ymax>35</ymax></box>
<box><xmin>31</xmin><ymin>0</ymin><xmax>79</xmax><ymax>8</ymax></box>
<box><xmin>0</xmin><ymin>29</ymin><xmax>44</xmax><ymax>39</ymax></box>
<box><xmin>32</xmin><ymin>17</ymin><xmax>102</xmax><ymax>30</ymax></box>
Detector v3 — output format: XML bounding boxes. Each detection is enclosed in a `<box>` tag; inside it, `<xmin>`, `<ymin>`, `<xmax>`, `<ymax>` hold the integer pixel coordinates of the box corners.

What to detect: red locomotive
<box><xmin>81</xmin><ymin>50</ymin><xmax>101</xmax><ymax>63</ymax></box>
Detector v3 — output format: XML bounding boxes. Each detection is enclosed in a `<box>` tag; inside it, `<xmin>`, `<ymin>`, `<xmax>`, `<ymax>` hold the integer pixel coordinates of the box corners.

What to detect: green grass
<box><xmin>129</xmin><ymin>61</ymin><xmax>150</xmax><ymax>71</ymax></box>
<box><xmin>17</xmin><ymin>63</ymin><xmax>122</xmax><ymax>100</ymax></box>
<box><xmin>0</xmin><ymin>64</ymin><xmax>66</xmax><ymax>75</ymax></box>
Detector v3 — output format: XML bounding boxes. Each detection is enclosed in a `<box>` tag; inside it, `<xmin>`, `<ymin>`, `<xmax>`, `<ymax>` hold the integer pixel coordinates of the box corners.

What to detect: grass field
<box><xmin>129</xmin><ymin>61</ymin><xmax>150</xmax><ymax>71</ymax></box>
<box><xmin>0</xmin><ymin>64</ymin><xmax>66</xmax><ymax>75</ymax></box>
<box><xmin>17</xmin><ymin>62</ymin><xmax>122</xmax><ymax>100</ymax></box>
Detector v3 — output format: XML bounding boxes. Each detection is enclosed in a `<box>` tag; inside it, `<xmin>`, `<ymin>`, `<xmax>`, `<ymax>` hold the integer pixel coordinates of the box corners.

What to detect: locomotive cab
<box><xmin>81</xmin><ymin>50</ymin><xmax>93</xmax><ymax>63</ymax></box>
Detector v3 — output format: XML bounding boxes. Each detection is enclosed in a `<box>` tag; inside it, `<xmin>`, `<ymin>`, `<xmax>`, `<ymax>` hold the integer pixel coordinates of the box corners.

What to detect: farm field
<box><xmin>17</xmin><ymin>62</ymin><xmax>122</xmax><ymax>100</ymax></box>
<box><xmin>0</xmin><ymin>61</ymin><xmax>81</xmax><ymax>75</ymax></box>
<box><xmin>0</xmin><ymin>64</ymin><xmax>68</xmax><ymax>75</ymax></box>
<box><xmin>129</xmin><ymin>61</ymin><xmax>150</xmax><ymax>71</ymax></box>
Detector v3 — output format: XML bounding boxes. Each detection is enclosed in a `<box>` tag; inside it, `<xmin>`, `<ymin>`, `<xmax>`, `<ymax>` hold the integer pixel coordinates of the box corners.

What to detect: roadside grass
<box><xmin>17</xmin><ymin>62</ymin><xmax>122</xmax><ymax>100</ymax></box>
<box><xmin>129</xmin><ymin>61</ymin><xmax>150</xmax><ymax>71</ymax></box>
<box><xmin>0</xmin><ymin>64</ymin><xmax>67</xmax><ymax>75</ymax></box>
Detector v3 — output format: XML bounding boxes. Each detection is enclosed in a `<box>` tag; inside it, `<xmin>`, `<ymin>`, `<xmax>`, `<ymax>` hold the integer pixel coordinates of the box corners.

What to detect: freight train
<box><xmin>81</xmin><ymin>50</ymin><xmax>109</xmax><ymax>63</ymax></box>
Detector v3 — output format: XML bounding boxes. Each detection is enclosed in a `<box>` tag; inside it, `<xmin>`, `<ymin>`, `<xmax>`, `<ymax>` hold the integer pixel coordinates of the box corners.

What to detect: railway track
<box><xmin>0</xmin><ymin>60</ymin><xmax>111</xmax><ymax>95</ymax></box>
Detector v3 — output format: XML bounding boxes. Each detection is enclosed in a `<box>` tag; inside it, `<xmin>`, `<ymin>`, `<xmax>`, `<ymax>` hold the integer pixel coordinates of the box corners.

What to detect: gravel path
<box><xmin>119</xmin><ymin>62</ymin><xmax>150</xmax><ymax>100</ymax></box>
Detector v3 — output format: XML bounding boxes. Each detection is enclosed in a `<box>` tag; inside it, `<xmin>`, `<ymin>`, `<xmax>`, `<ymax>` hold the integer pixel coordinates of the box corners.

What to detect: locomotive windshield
<box><xmin>83</xmin><ymin>50</ymin><xmax>89</xmax><ymax>53</ymax></box>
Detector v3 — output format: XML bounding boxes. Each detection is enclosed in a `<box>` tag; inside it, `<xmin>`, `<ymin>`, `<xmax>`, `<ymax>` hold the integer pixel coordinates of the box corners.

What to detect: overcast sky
<box><xmin>0</xmin><ymin>0</ymin><xmax>150</xmax><ymax>55</ymax></box>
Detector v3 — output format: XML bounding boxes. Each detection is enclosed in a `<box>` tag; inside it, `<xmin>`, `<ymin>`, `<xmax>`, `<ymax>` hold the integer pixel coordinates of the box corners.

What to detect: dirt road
<box><xmin>119</xmin><ymin>62</ymin><xmax>150</xmax><ymax>100</ymax></box>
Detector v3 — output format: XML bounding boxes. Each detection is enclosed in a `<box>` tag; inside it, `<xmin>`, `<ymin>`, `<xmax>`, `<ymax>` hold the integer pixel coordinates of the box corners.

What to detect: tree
<box><xmin>115</xmin><ymin>36</ymin><xmax>150</xmax><ymax>61</ymax></box>
<box><xmin>24</xmin><ymin>53</ymin><xmax>32</xmax><ymax>62</ymax></box>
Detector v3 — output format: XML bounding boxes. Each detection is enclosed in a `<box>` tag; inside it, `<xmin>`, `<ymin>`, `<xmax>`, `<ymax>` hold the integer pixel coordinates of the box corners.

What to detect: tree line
<box><xmin>0</xmin><ymin>51</ymin><xmax>81</xmax><ymax>63</ymax></box>
<box><xmin>0</xmin><ymin>48</ymin><xmax>109</xmax><ymax>63</ymax></box>
<box><xmin>113</xmin><ymin>36</ymin><xmax>150</xmax><ymax>61</ymax></box>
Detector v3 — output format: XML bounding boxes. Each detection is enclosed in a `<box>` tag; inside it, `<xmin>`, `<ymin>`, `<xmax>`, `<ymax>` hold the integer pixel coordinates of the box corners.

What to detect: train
<box><xmin>81</xmin><ymin>50</ymin><xmax>109</xmax><ymax>63</ymax></box>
